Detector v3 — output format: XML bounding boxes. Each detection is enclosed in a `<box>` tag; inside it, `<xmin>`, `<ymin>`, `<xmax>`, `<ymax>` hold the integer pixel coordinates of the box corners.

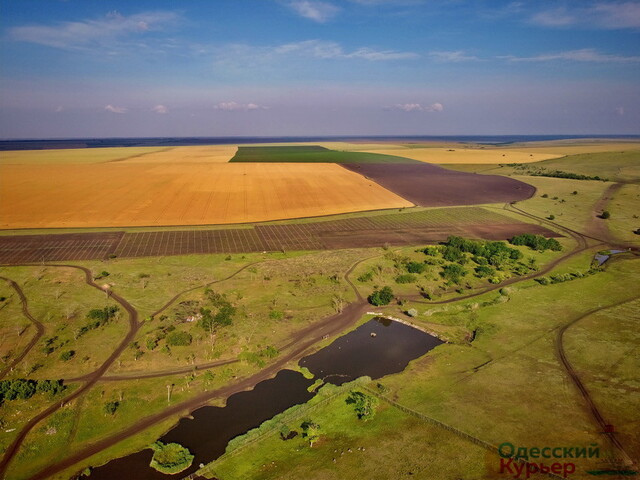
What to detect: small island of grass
<box><xmin>149</xmin><ymin>441</ymin><xmax>194</xmax><ymax>474</ymax></box>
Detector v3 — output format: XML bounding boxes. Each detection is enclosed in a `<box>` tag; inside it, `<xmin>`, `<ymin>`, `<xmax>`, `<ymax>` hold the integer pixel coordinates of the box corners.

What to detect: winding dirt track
<box><xmin>25</xmin><ymin>256</ymin><xmax>374</xmax><ymax>480</ymax></box>
<box><xmin>0</xmin><ymin>264</ymin><xmax>141</xmax><ymax>479</ymax></box>
<box><xmin>556</xmin><ymin>294</ymin><xmax>639</xmax><ymax>466</ymax></box>
<box><xmin>0</xmin><ymin>276</ymin><xmax>45</xmax><ymax>380</ymax></box>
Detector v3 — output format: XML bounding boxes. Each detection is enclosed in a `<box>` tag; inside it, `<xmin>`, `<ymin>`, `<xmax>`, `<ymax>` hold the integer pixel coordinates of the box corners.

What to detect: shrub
<box><xmin>368</xmin><ymin>286</ymin><xmax>394</xmax><ymax>306</ymax></box>
<box><xmin>600</xmin><ymin>210</ymin><xmax>611</xmax><ymax>219</ymax></box>
<box><xmin>357</xmin><ymin>271</ymin><xmax>374</xmax><ymax>282</ymax></box>
<box><xmin>441</xmin><ymin>264</ymin><xmax>467</xmax><ymax>285</ymax></box>
<box><xmin>406</xmin><ymin>308</ymin><xmax>418</xmax><ymax>317</ymax></box>
<box><xmin>104</xmin><ymin>401</ymin><xmax>119</xmax><ymax>415</ymax></box>
<box><xmin>346</xmin><ymin>391</ymin><xmax>379</xmax><ymax>420</ymax></box>
<box><xmin>166</xmin><ymin>331</ymin><xmax>192</xmax><ymax>347</ymax></box>
<box><xmin>395</xmin><ymin>274</ymin><xmax>417</xmax><ymax>284</ymax></box>
<box><xmin>406</xmin><ymin>261</ymin><xmax>426</xmax><ymax>274</ymax></box>
<box><xmin>269</xmin><ymin>310</ymin><xmax>284</xmax><ymax>320</ymax></box>
<box><xmin>60</xmin><ymin>350</ymin><xmax>75</xmax><ymax>361</ymax></box>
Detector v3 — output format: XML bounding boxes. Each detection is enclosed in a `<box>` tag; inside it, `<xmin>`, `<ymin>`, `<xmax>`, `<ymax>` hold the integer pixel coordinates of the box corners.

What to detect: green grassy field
<box><xmin>204</xmin><ymin>254</ymin><xmax>640</xmax><ymax>480</ymax></box>
<box><xmin>230</xmin><ymin>145</ymin><xmax>418</xmax><ymax>163</ymax></box>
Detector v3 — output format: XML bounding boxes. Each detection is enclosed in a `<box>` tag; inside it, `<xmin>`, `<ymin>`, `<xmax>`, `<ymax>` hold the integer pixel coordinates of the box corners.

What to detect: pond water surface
<box><xmin>87</xmin><ymin>317</ymin><xmax>442</xmax><ymax>479</ymax></box>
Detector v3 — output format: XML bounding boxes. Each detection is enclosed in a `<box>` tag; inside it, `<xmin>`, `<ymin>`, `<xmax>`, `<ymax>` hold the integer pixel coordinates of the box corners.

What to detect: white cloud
<box><xmin>55</xmin><ymin>105</ymin><xmax>64</xmax><ymax>113</ymax></box>
<box><xmin>8</xmin><ymin>10</ymin><xmax>180</xmax><ymax>51</ymax></box>
<box><xmin>501</xmin><ymin>48</ymin><xmax>640</xmax><ymax>63</ymax></box>
<box><xmin>429</xmin><ymin>50</ymin><xmax>479</xmax><ymax>62</ymax></box>
<box><xmin>105</xmin><ymin>104</ymin><xmax>127</xmax><ymax>114</ymax></box>
<box><xmin>213</xmin><ymin>102</ymin><xmax>268</xmax><ymax>111</ymax></box>
<box><xmin>287</xmin><ymin>1</ymin><xmax>341</xmax><ymax>22</ymax></box>
<box><xmin>152</xmin><ymin>104</ymin><xmax>168</xmax><ymax>114</ymax></box>
<box><xmin>616</xmin><ymin>106</ymin><xmax>625</xmax><ymax>115</ymax></box>
<box><xmin>215</xmin><ymin>39</ymin><xmax>418</xmax><ymax>67</ymax></box>
<box><xmin>529</xmin><ymin>2</ymin><xmax>640</xmax><ymax>29</ymax></box>
<box><xmin>392</xmin><ymin>102</ymin><xmax>443</xmax><ymax>112</ymax></box>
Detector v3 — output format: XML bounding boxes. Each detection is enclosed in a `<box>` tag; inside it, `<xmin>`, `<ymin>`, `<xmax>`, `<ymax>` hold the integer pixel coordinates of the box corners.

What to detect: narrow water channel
<box><xmin>86</xmin><ymin>318</ymin><xmax>443</xmax><ymax>479</ymax></box>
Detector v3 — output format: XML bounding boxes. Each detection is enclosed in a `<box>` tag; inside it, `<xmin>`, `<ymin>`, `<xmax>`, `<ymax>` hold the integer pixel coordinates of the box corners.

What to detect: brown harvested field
<box><xmin>359</xmin><ymin>147</ymin><xmax>561</xmax><ymax>164</ymax></box>
<box><xmin>341</xmin><ymin>162</ymin><xmax>536</xmax><ymax>206</ymax></box>
<box><xmin>0</xmin><ymin>163</ymin><xmax>412</xmax><ymax>229</ymax></box>
<box><xmin>117</xmin><ymin>145</ymin><xmax>238</xmax><ymax>164</ymax></box>
<box><xmin>0</xmin><ymin>207</ymin><xmax>559</xmax><ymax>264</ymax></box>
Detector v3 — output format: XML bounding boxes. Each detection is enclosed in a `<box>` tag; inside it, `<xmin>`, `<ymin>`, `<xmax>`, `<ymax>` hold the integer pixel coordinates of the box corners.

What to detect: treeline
<box><xmin>0</xmin><ymin>379</ymin><xmax>65</xmax><ymax>405</ymax></box>
<box><xmin>509</xmin><ymin>234</ymin><xmax>562</xmax><ymax>252</ymax></box>
<box><xmin>508</xmin><ymin>164</ymin><xmax>608</xmax><ymax>181</ymax></box>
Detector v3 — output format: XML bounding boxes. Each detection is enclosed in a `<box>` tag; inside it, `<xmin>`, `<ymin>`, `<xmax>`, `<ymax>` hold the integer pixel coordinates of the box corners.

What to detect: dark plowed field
<box><xmin>341</xmin><ymin>163</ymin><xmax>536</xmax><ymax>206</ymax></box>
<box><xmin>0</xmin><ymin>232</ymin><xmax>124</xmax><ymax>264</ymax></box>
<box><xmin>0</xmin><ymin>207</ymin><xmax>559</xmax><ymax>264</ymax></box>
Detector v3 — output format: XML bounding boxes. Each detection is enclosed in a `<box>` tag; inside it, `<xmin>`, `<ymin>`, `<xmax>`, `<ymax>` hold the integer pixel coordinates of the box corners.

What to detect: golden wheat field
<box><xmin>119</xmin><ymin>145</ymin><xmax>238</xmax><ymax>164</ymax></box>
<box><xmin>0</xmin><ymin>162</ymin><xmax>412</xmax><ymax>228</ymax></box>
<box><xmin>358</xmin><ymin>147</ymin><xmax>563</xmax><ymax>164</ymax></box>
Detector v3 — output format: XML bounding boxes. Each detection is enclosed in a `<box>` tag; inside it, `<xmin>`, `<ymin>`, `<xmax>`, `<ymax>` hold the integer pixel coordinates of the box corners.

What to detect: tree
<box><xmin>300</xmin><ymin>420</ymin><xmax>322</xmax><ymax>447</ymax></box>
<box><xmin>601</xmin><ymin>210</ymin><xmax>611</xmax><ymax>219</ymax></box>
<box><xmin>346</xmin><ymin>391</ymin><xmax>379</xmax><ymax>420</ymax></box>
<box><xmin>368</xmin><ymin>286</ymin><xmax>394</xmax><ymax>306</ymax></box>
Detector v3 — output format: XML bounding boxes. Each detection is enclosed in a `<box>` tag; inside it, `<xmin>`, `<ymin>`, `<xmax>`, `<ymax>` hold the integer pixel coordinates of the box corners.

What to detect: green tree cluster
<box><xmin>509</xmin><ymin>234</ymin><xmax>562</xmax><ymax>252</ymax></box>
<box><xmin>368</xmin><ymin>286</ymin><xmax>394</xmax><ymax>306</ymax></box>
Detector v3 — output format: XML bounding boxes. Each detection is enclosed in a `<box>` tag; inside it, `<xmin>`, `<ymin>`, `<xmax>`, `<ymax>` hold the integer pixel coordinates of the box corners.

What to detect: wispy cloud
<box><xmin>152</xmin><ymin>104</ymin><xmax>168</xmax><ymax>114</ymax></box>
<box><xmin>105</xmin><ymin>104</ymin><xmax>127</xmax><ymax>114</ymax></box>
<box><xmin>213</xmin><ymin>102</ymin><xmax>269</xmax><ymax>111</ymax></box>
<box><xmin>391</xmin><ymin>102</ymin><xmax>443</xmax><ymax>112</ymax></box>
<box><xmin>215</xmin><ymin>39</ymin><xmax>418</xmax><ymax>67</ymax></box>
<box><xmin>286</xmin><ymin>1</ymin><xmax>341</xmax><ymax>22</ymax></box>
<box><xmin>501</xmin><ymin>48</ymin><xmax>640</xmax><ymax>63</ymax></box>
<box><xmin>8</xmin><ymin>10</ymin><xmax>180</xmax><ymax>51</ymax></box>
<box><xmin>529</xmin><ymin>2</ymin><xmax>640</xmax><ymax>29</ymax></box>
<box><xmin>429</xmin><ymin>50</ymin><xmax>479</xmax><ymax>62</ymax></box>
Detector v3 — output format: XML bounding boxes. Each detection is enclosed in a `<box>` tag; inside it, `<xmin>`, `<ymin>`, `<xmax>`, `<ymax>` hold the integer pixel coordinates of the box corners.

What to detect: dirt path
<box><xmin>0</xmin><ymin>264</ymin><xmax>141</xmax><ymax>478</ymax></box>
<box><xmin>556</xmin><ymin>294</ymin><xmax>640</xmax><ymax>467</ymax></box>
<box><xmin>0</xmin><ymin>276</ymin><xmax>45</xmax><ymax>380</ymax></box>
<box><xmin>585</xmin><ymin>182</ymin><xmax>625</xmax><ymax>246</ymax></box>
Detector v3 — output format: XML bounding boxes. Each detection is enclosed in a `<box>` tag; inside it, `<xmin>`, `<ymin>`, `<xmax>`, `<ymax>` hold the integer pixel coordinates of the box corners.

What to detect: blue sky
<box><xmin>1</xmin><ymin>0</ymin><xmax>639</xmax><ymax>138</ymax></box>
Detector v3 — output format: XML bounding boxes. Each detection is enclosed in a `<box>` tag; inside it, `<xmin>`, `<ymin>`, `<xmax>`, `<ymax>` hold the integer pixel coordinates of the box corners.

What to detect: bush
<box><xmin>406</xmin><ymin>308</ymin><xmax>418</xmax><ymax>317</ymax></box>
<box><xmin>395</xmin><ymin>274</ymin><xmax>417</xmax><ymax>284</ymax></box>
<box><xmin>269</xmin><ymin>310</ymin><xmax>284</xmax><ymax>320</ymax></box>
<box><xmin>60</xmin><ymin>350</ymin><xmax>75</xmax><ymax>361</ymax></box>
<box><xmin>474</xmin><ymin>265</ymin><xmax>495</xmax><ymax>278</ymax></box>
<box><xmin>346</xmin><ymin>391</ymin><xmax>379</xmax><ymax>420</ymax></box>
<box><xmin>357</xmin><ymin>271</ymin><xmax>374</xmax><ymax>282</ymax></box>
<box><xmin>104</xmin><ymin>401</ymin><xmax>119</xmax><ymax>415</ymax></box>
<box><xmin>406</xmin><ymin>261</ymin><xmax>426</xmax><ymax>274</ymax></box>
<box><xmin>441</xmin><ymin>264</ymin><xmax>467</xmax><ymax>285</ymax></box>
<box><xmin>166</xmin><ymin>331</ymin><xmax>192</xmax><ymax>347</ymax></box>
<box><xmin>601</xmin><ymin>210</ymin><xmax>611</xmax><ymax>219</ymax></box>
<box><xmin>368</xmin><ymin>286</ymin><xmax>394</xmax><ymax>306</ymax></box>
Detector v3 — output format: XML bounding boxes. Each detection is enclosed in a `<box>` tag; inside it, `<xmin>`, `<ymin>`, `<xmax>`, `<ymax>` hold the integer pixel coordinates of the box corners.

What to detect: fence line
<box><xmin>360</xmin><ymin>386</ymin><xmax>565</xmax><ymax>480</ymax></box>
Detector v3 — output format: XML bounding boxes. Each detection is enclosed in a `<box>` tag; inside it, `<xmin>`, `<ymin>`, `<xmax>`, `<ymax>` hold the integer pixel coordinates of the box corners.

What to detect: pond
<box><xmin>86</xmin><ymin>317</ymin><xmax>443</xmax><ymax>479</ymax></box>
<box><xmin>594</xmin><ymin>249</ymin><xmax>627</xmax><ymax>265</ymax></box>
